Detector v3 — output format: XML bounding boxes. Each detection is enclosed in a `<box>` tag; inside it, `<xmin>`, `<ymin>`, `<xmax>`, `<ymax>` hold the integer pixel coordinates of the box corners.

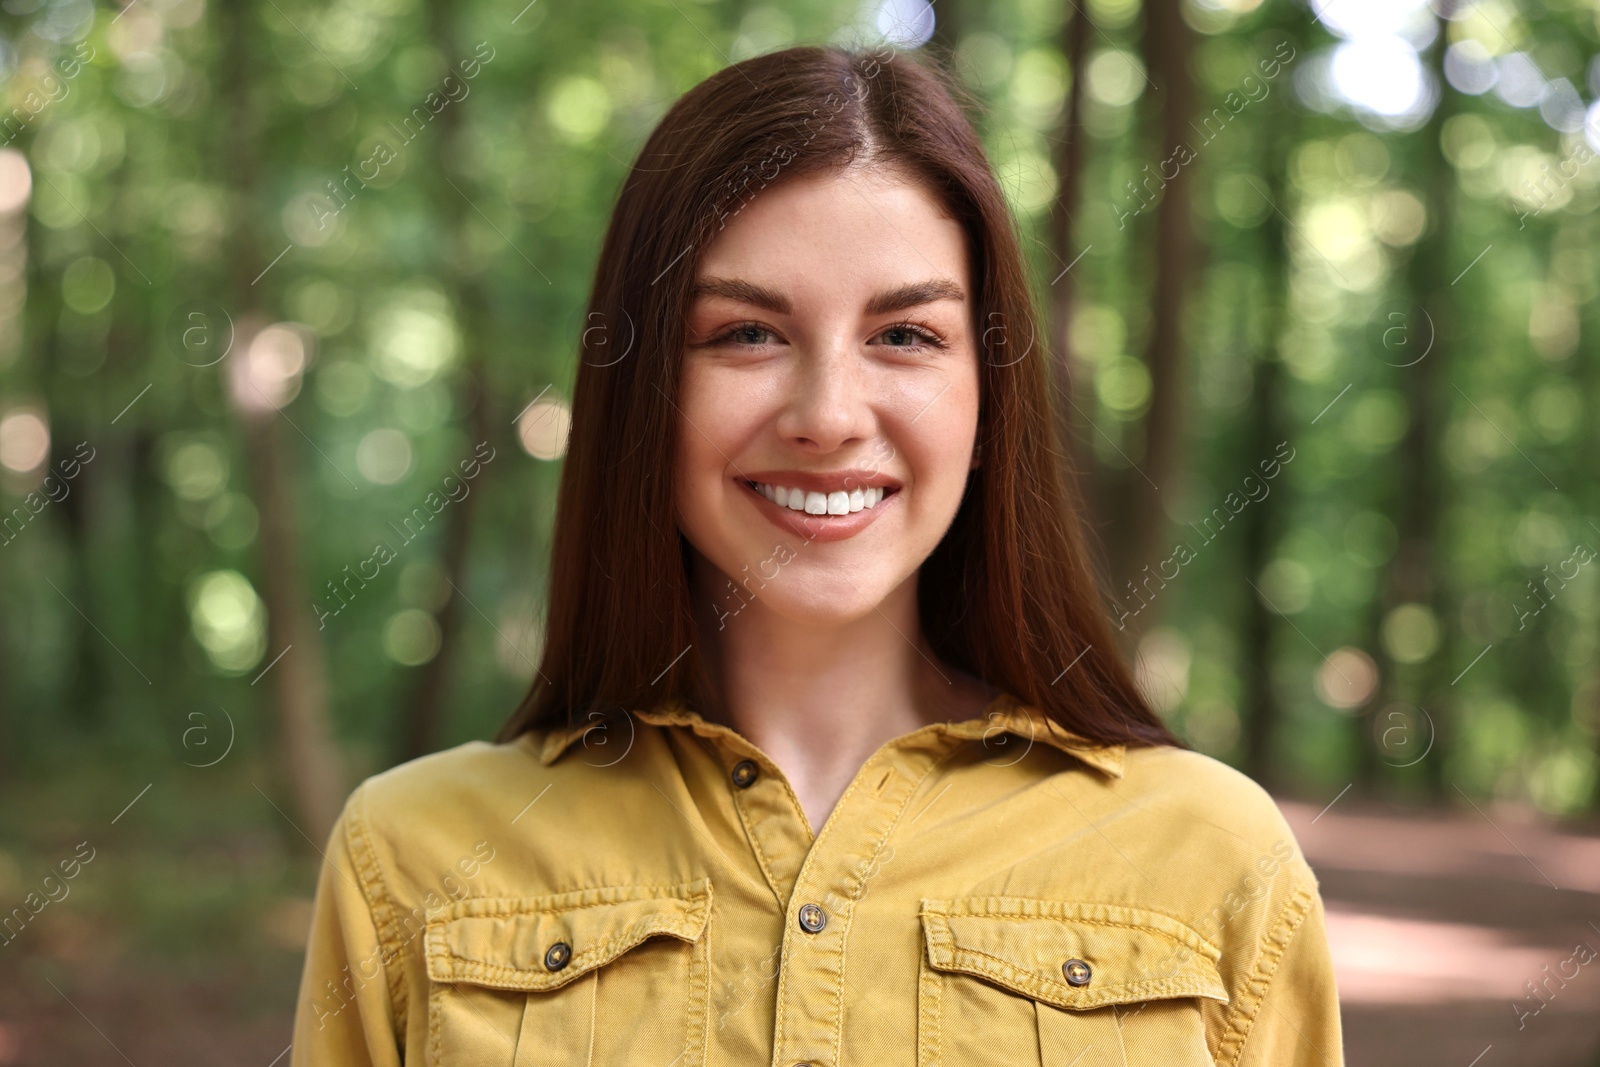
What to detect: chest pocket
<box><xmin>424</xmin><ymin>877</ymin><xmax>713</xmax><ymax>1067</ymax></box>
<box><xmin>917</xmin><ymin>897</ymin><xmax>1227</xmax><ymax>1067</ymax></box>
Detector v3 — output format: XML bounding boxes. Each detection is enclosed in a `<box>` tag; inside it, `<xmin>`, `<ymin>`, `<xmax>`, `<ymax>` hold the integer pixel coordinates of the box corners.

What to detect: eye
<box><xmin>871</xmin><ymin>322</ymin><xmax>948</xmax><ymax>353</ymax></box>
<box><xmin>706</xmin><ymin>322</ymin><xmax>781</xmax><ymax>349</ymax></box>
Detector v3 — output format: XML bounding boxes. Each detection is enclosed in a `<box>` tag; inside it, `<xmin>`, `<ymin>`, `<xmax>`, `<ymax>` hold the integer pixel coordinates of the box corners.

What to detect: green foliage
<box><xmin>0</xmin><ymin>0</ymin><xmax>1596</xmax><ymax>875</ymax></box>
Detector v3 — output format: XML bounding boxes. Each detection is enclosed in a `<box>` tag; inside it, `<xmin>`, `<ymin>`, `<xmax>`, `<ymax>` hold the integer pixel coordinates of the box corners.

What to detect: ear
<box><xmin>969</xmin><ymin>438</ymin><xmax>982</xmax><ymax>470</ymax></box>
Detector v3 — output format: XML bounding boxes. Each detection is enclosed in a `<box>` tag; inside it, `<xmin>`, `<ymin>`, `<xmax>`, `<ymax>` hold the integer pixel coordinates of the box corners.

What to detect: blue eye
<box><xmin>704</xmin><ymin>321</ymin><xmax>948</xmax><ymax>352</ymax></box>
<box><xmin>713</xmin><ymin>324</ymin><xmax>778</xmax><ymax>348</ymax></box>
<box><xmin>873</xmin><ymin>323</ymin><xmax>947</xmax><ymax>352</ymax></box>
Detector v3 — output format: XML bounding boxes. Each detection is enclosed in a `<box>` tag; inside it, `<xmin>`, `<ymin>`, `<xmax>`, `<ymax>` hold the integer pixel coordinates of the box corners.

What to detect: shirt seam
<box><xmin>427</xmin><ymin>881</ymin><xmax>708</xmax><ymax>917</ymax></box>
<box><xmin>924</xmin><ymin>907</ymin><xmax>1222</xmax><ymax>962</ymax></box>
<box><xmin>432</xmin><ymin>910</ymin><xmax>707</xmax><ymax>981</ymax></box>
<box><xmin>346</xmin><ymin>781</ymin><xmax>411</xmax><ymax>1040</ymax></box>
<box><xmin>933</xmin><ymin>941</ymin><xmax>1222</xmax><ymax>1003</ymax></box>
<box><xmin>1213</xmin><ymin>874</ymin><xmax>1315</xmax><ymax>1066</ymax></box>
<box><xmin>829</xmin><ymin>739</ymin><xmax>973</xmax><ymax>1067</ymax></box>
<box><xmin>724</xmin><ymin>763</ymin><xmax>789</xmax><ymax>907</ymax></box>
<box><xmin>679</xmin><ymin>724</ymin><xmax>792</xmax><ymax>906</ymax></box>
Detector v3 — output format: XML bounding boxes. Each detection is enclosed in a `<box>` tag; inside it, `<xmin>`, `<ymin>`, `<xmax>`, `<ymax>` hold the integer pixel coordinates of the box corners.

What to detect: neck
<box><xmin>685</xmin><ymin>549</ymin><xmax>996</xmax><ymax>805</ymax></box>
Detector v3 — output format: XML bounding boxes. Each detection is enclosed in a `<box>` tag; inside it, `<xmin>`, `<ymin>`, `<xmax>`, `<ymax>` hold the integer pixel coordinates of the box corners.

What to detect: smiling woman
<box><xmin>291</xmin><ymin>45</ymin><xmax>1344</xmax><ymax>1067</ymax></box>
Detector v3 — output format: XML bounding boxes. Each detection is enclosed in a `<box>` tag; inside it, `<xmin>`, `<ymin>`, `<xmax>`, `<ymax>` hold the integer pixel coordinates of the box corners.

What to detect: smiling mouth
<box><xmin>744</xmin><ymin>480</ymin><xmax>900</xmax><ymax>516</ymax></box>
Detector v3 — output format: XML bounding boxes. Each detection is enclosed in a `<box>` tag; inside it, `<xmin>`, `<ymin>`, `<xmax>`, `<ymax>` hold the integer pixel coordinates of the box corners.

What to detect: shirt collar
<box><xmin>535</xmin><ymin>693</ymin><xmax>1124</xmax><ymax>778</ymax></box>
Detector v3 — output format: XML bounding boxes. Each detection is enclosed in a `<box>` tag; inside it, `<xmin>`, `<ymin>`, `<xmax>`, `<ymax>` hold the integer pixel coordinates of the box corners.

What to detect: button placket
<box><xmin>720</xmin><ymin>746</ymin><xmax>813</xmax><ymax>905</ymax></box>
<box><xmin>771</xmin><ymin>740</ymin><xmax>952</xmax><ymax>1067</ymax></box>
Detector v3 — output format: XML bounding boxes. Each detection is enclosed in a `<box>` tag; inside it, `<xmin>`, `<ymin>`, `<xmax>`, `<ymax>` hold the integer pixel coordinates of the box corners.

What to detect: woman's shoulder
<box><xmin>1109</xmin><ymin>745</ymin><xmax>1333</xmax><ymax>1034</ymax></box>
<box><xmin>357</xmin><ymin>734</ymin><xmax>541</xmax><ymax>804</ymax></box>
<box><xmin>1105</xmin><ymin>743</ymin><xmax>1323</xmax><ymax>933</ymax></box>
<box><xmin>334</xmin><ymin>735</ymin><xmax>551</xmax><ymax>865</ymax></box>
<box><xmin>1117</xmin><ymin>741</ymin><xmax>1308</xmax><ymax>859</ymax></box>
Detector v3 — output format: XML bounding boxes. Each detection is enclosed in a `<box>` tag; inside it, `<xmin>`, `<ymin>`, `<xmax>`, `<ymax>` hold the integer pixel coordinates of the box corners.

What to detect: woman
<box><xmin>291</xmin><ymin>45</ymin><xmax>1343</xmax><ymax>1067</ymax></box>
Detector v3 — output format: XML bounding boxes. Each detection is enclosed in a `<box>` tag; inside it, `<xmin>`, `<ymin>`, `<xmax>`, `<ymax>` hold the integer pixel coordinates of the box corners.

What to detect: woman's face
<box><xmin>675</xmin><ymin>167</ymin><xmax>980</xmax><ymax>628</ymax></box>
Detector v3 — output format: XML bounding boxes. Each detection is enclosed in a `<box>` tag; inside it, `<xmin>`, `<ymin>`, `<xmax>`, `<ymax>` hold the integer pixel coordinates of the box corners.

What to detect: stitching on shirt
<box><xmin>683</xmin><ymin>720</ymin><xmax>815</xmax><ymax>852</ymax></box>
<box><xmin>920</xmin><ymin>960</ymin><xmax>943</xmax><ymax>1067</ymax></box>
<box><xmin>428</xmin><ymin>972</ymin><xmax>442</xmax><ymax>1064</ymax></box>
<box><xmin>422</xmin><ymin>882</ymin><xmax>710</xmax><ymax>1006</ymax></box>
<box><xmin>929</xmin><ymin>912</ymin><xmax>1187</xmax><ymax>942</ymax></box>
<box><xmin>940</xmin><ymin>942</ymin><xmax>1221</xmax><ymax>1004</ymax></box>
<box><xmin>435</xmin><ymin>907</ymin><xmax>709</xmax><ymax>985</ymax></box>
<box><xmin>725</xmin><ymin>769</ymin><xmax>787</xmax><ymax>907</ymax></box>
<box><xmin>925</xmin><ymin>899</ymin><xmax>1223</xmax><ymax>961</ymax></box>
<box><xmin>1213</xmin><ymin>878</ymin><xmax>1314</xmax><ymax>1066</ymax></box>
<box><xmin>346</xmin><ymin>782</ymin><xmax>411</xmax><ymax>1039</ymax></box>
<box><xmin>428</xmin><ymin>882</ymin><xmax>708</xmax><ymax>921</ymax></box>
<box><xmin>684</xmin><ymin>907</ymin><xmax>711</xmax><ymax>1067</ymax></box>
<box><xmin>828</xmin><ymin>739</ymin><xmax>969</xmax><ymax>1066</ymax></box>
<box><xmin>905</xmin><ymin>739</ymin><xmax>1022</xmax><ymax>1066</ymax></box>
<box><xmin>679</xmin><ymin>728</ymin><xmax>791</xmax><ymax>912</ymax></box>
<box><xmin>584</xmin><ymin>961</ymin><xmax>598</xmax><ymax>1067</ymax></box>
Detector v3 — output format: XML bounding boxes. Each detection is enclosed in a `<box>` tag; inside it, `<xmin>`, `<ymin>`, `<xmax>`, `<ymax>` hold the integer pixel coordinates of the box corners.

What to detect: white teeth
<box><xmin>752</xmin><ymin>481</ymin><xmax>890</xmax><ymax>515</ymax></box>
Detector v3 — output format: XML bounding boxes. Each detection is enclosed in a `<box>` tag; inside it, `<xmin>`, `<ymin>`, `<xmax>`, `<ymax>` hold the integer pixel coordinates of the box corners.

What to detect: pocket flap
<box><xmin>919</xmin><ymin>897</ymin><xmax>1227</xmax><ymax>1010</ymax></box>
<box><xmin>425</xmin><ymin>877</ymin><xmax>713</xmax><ymax>992</ymax></box>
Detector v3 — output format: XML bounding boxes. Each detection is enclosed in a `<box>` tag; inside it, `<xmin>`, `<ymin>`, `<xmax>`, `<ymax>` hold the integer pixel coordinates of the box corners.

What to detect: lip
<box><xmin>737</xmin><ymin>473</ymin><xmax>901</xmax><ymax>544</ymax></box>
<box><xmin>741</xmin><ymin>468</ymin><xmax>903</xmax><ymax>494</ymax></box>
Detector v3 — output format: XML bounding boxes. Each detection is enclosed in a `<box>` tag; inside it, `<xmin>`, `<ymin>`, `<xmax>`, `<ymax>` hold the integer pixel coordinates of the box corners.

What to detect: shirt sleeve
<box><xmin>1222</xmin><ymin>874</ymin><xmax>1345</xmax><ymax>1067</ymax></box>
<box><xmin>290</xmin><ymin>785</ymin><xmax>406</xmax><ymax>1067</ymax></box>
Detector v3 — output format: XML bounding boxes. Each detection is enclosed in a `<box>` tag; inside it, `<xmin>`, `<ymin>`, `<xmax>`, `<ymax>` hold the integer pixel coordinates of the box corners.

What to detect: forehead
<box><xmin>692</xmin><ymin>168</ymin><xmax>970</xmax><ymax>301</ymax></box>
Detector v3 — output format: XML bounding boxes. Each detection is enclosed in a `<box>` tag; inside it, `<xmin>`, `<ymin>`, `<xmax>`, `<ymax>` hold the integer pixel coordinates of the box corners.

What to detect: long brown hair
<box><xmin>495</xmin><ymin>45</ymin><xmax>1178</xmax><ymax>751</ymax></box>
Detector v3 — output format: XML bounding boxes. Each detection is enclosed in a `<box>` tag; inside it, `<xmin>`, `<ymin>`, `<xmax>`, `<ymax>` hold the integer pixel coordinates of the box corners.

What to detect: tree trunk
<box><xmin>220</xmin><ymin>0</ymin><xmax>344</xmax><ymax>845</ymax></box>
<box><xmin>392</xmin><ymin>0</ymin><xmax>501</xmax><ymax>763</ymax></box>
<box><xmin>1370</xmin><ymin>12</ymin><xmax>1457</xmax><ymax>800</ymax></box>
<box><xmin>394</xmin><ymin>361</ymin><xmax>490</xmax><ymax>761</ymax></box>
<box><xmin>1135</xmin><ymin>0</ymin><xmax>1194</xmax><ymax>543</ymax></box>
<box><xmin>1238</xmin><ymin>122</ymin><xmax>1292</xmax><ymax>787</ymax></box>
<box><xmin>1049</xmin><ymin>0</ymin><xmax>1096</xmax><ymax>518</ymax></box>
<box><xmin>238</xmin><ymin>409</ymin><xmax>346</xmax><ymax>844</ymax></box>
<box><xmin>1236</xmin><ymin>16</ymin><xmax>1301</xmax><ymax>786</ymax></box>
<box><xmin>1581</xmin><ymin>239</ymin><xmax>1600</xmax><ymax>812</ymax></box>
<box><xmin>1100</xmin><ymin>0</ymin><xmax>1198</xmax><ymax>620</ymax></box>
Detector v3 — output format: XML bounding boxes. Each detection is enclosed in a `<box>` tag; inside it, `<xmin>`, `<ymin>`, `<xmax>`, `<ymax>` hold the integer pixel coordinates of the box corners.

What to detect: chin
<box><xmin>736</xmin><ymin>572</ymin><xmax>901</xmax><ymax>627</ymax></box>
<box><xmin>763</xmin><ymin>596</ymin><xmax>885</xmax><ymax>629</ymax></box>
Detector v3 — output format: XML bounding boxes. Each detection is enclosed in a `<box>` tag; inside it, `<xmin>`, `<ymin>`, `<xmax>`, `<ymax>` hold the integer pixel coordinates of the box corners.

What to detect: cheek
<box><xmin>908</xmin><ymin>368</ymin><xmax>979</xmax><ymax>465</ymax></box>
<box><xmin>673</xmin><ymin>361</ymin><xmax>764</xmax><ymax>502</ymax></box>
<box><xmin>673</xmin><ymin>369</ymin><xmax>718</xmax><ymax>506</ymax></box>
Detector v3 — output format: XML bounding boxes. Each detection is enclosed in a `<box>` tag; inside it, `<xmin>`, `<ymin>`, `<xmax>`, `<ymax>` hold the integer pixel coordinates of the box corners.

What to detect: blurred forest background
<box><xmin>0</xmin><ymin>0</ymin><xmax>1598</xmax><ymax>1061</ymax></box>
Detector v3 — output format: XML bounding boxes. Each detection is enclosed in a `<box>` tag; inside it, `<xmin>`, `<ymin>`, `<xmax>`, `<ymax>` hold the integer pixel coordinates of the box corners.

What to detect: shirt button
<box><xmin>545</xmin><ymin>941</ymin><xmax>572</xmax><ymax>971</ymax></box>
<box><xmin>1063</xmin><ymin>958</ymin><xmax>1091</xmax><ymax>986</ymax></box>
<box><xmin>731</xmin><ymin>759</ymin><xmax>759</xmax><ymax>788</ymax></box>
<box><xmin>797</xmin><ymin>903</ymin><xmax>827</xmax><ymax>933</ymax></box>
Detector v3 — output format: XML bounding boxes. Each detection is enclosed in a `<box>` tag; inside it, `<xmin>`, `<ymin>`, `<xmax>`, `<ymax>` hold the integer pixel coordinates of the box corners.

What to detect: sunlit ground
<box><xmin>1283</xmin><ymin>799</ymin><xmax>1600</xmax><ymax>1065</ymax></box>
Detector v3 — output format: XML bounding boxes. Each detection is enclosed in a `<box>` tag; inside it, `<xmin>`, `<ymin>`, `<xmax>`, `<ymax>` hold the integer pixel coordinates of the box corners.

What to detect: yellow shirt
<box><xmin>290</xmin><ymin>693</ymin><xmax>1344</xmax><ymax>1066</ymax></box>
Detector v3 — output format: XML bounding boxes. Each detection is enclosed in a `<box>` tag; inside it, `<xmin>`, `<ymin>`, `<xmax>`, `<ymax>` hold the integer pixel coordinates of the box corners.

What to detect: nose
<box><xmin>773</xmin><ymin>341</ymin><xmax>874</xmax><ymax>454</ymax></box>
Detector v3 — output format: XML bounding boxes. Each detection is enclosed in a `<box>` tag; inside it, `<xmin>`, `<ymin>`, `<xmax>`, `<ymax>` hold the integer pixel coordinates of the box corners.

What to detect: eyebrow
<box><xmin>688</xmin><ymin>277</ymin><xmax>966</xmax><ymax>317</ymax></box>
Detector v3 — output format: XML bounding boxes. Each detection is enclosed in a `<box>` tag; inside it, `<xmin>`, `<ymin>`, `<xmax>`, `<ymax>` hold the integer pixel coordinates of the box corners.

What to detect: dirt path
<box><xmin>1281</xmin><ymin>798</ymin><xmax>1600</xmax><ymax>1067</ymax></box>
